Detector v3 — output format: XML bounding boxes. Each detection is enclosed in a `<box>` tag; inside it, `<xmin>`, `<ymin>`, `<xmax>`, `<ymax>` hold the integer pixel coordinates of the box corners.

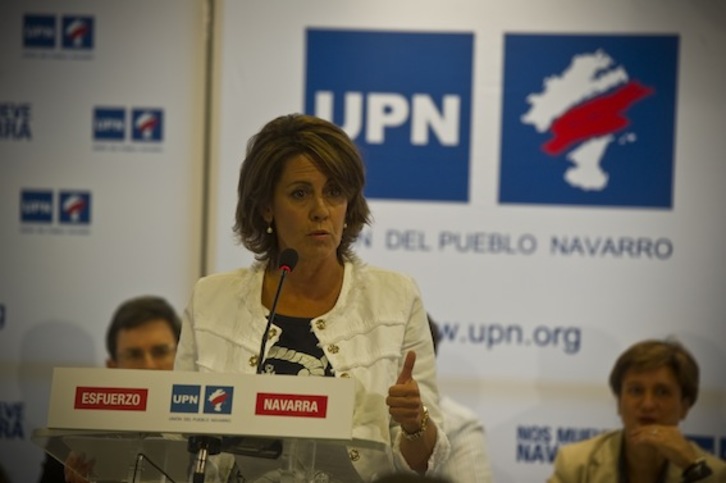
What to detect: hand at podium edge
<box><xmin>63</xmin><ymin>451</ymin><xmax>94</xmax><ymax>483</ymax></box>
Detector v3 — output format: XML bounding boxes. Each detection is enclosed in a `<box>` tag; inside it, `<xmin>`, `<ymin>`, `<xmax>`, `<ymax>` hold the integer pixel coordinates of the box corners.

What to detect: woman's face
<box><xmin>617</xmin><ymin>365</ymin><xmax>690</xmax><ymax>431</ymax></box>
<box><xmin>264</xmin><ymin>154</ymin><xmax>348</xmax><ymax>264</ymax></box>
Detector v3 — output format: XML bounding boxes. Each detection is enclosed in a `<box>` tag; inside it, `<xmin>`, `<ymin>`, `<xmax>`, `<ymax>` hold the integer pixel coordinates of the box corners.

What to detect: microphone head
<box><xmin>278</xmin><ymin>248</ymin><xmax>298</xmax><ymax>273</ymax></box>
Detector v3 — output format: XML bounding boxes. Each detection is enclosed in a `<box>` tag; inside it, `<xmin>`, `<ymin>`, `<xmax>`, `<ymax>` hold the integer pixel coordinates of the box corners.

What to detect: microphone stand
<box><xmin>256</xmin><ymin>262</ymin><xmax>293</xmax><ymax>374</ymax></box>
<box><xmin>187</xmin><ymin>435</ymin><xmax>221</xmax><ymax>483</ymax></box>
<box><xmin>220</xmin><ymin>250</ymin><xmax>297</xmax><ymax>467</ymax></box>
<box><xmin>192</xmin><ymin>250</ymin><xmax>296</xmax><ymax>481</ymax></box>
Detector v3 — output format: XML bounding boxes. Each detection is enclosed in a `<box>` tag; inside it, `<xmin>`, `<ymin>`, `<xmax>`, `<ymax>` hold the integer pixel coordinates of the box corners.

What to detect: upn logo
<box><xmin>23</xmin><ymin>15</ymin><xmax>56</xmax><ymax>48</ymax></box>
<box><xmin>305</xmin><ymin>29</ymin><xmax>473</xmax><ymax>202</ymax></box>
<box><xmin>20</xmin><ymin>190</ymin><xmax>53</xmax><ymax>223</ymax></box>
<box><xmin>20</xmin><ymin>190</ymin><xmax>92</xmax><ymax>225</ymax></box>
<box><xmin>169</xmin><ymin>385</ymin><xmax>234</xmax><ymax>415</ymax></box>
<box><xmin>59</xmin><ymin>191</ymin><xmax>91</xmax><ymax>224</ymax></box>
<box><xmin>93</xmin><ymin>108</ymin><xmax>125</xmax><ymax>141</ymax></box>
<box><xmin>203</xmin><ymin>386</ymin><xmax>233</xmax><ymax>415</ymax></box>
<box><xmin>62</xmin><ymin>16</ymin><xmax>94</xmax><ymax>50</ymax></box>
<box><xmin>132</xmin><ymin>109</ymin><xmax>163</xmax><ymax>142</ymax></box>
<box><xmin>499</xmin><ymin>34</ymin><xmax>678</xmax><ymax>209</ymax></box>
<box><xmin>23</xmin><ymin>14</ymin><xmax>94</xmax><ymax>50</ymax></box>
<box><xmin>93</xmin><ymin>107</ymin><xmax>164</xmax><ymax>142</ymax></box>
<box><xmin>170</xmin><ymin>385</ymin><xmax>201</xmax><ymax>413</ymax></box>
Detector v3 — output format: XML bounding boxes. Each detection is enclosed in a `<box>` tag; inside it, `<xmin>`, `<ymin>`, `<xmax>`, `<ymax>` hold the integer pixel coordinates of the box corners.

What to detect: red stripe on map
<box><xmin>542</xmin><ymin>80</ymin><xmax>654</xmax><ymax>156</ymax></box>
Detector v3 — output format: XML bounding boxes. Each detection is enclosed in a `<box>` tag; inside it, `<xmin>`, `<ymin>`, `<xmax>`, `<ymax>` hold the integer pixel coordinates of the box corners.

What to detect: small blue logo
<box><xmin>131</xmin><ymin>109</ymin><xmax>163</xmax><ymax>142</ymax></box>
<box><xmin>59</xmin><ymin>191</ymin><xmax>91</xmax><ymax>224</ymax></box>
<box><xmin>61</xmin><ymin>16</ymin><xmax>94</xmax><ymax>50</ymax></box>
<box><xmin>305</xmin><ymin>29</ymin><xmax>473</xmax><ymax>202</ymax></box>
<box><xmin>93</xmin><ymin>108</ymin><xmax>125</xmax><ymax>141</ymax></box>
<box><xmin>203</xmin><ymin>386</ymin><xmax>233</xmax><ymax>414</ymax></box>
<box><xmin>170</xmin><ymin>385</ymin><xmax>201</xmax><ymax>413</ymax></box>
<box><xmin>23</xmin><ymin>15</ymin><xmax>56</xmax><ymax>48</ymax></box>
<box><xmin>20</xmin><ymin>190</ymin><xmax>53</xmax><ymax>223</ymax></box>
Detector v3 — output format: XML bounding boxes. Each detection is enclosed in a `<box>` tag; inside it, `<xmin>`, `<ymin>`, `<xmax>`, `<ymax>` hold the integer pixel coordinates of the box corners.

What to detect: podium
<box><xmin>32</xmin><ymin>368</ymin><xmax>390</xmax><ymax>482</ymax></box>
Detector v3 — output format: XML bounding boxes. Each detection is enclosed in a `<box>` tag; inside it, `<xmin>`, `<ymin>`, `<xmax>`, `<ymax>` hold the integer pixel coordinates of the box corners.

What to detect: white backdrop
<box><xmin>209</xmin><ymin>1</ymin><xmax>726</xmax><ymax>481</ymax></box>
<box><xmin>1</xmin><ymin>1</ymin><xmax>725</xmax><ymax>482</ymax></box>
<box><xmin>0</xmin><ymin>2</ymin><xmax>206</xmax><ymax>482</ymax></box>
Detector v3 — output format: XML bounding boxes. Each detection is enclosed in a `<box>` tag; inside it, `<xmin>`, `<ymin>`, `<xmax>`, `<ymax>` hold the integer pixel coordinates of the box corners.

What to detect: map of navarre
<box><xmin>521</xmin><ymin>49</ymin><xmax>652</xmax><ymax>191</ymax></box>
<box><xmin>499</xmin><ymin>34</ymin><xmax>678</xmax><ymax>209</ymax></box>
<box><xmin>207</xmin><ymin>388</ymin><xmax>228</xmax><ymax>412</ymax></box>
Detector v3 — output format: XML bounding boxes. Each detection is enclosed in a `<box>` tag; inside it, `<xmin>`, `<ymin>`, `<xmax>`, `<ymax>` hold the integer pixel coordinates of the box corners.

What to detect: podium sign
<box><xmin>47</xmin><ymin>368</ymin><xmax>355</xmax><ymax>440</ymax></box>
<box><xmin>36</xmin><ymin>368</ymin><xmax>392</xmax><ymax>482</ymax></box>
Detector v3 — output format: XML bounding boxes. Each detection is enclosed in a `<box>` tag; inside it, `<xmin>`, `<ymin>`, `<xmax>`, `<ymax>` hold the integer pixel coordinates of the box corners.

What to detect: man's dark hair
<box><xmin>105</xmin><ymin>295</ymin><xmax>181</xmax><ymax>360</ymax></box>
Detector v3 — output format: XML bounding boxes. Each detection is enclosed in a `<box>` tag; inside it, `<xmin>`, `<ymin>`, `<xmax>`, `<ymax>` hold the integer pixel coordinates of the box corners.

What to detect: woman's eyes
<box><xmin>326</xmin><ymin>185</ymin><xmax>343</xmax><ymax>198</ymax></box>
<box><xmin>291</xmin><ymin>188</ymin><xmax>308</xmax><ymax>199</ymax></box>
<box><xmin>289</xmin><ymin>185</ymin><xmax>344</xmax><ymax>199</ymax></box>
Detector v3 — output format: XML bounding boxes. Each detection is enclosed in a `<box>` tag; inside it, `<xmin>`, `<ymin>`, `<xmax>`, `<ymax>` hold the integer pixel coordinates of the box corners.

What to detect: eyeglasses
<box><xmin>116</xmin><ymin>344</ymin><xmax>177</xmax><ymax>364</ymax></box>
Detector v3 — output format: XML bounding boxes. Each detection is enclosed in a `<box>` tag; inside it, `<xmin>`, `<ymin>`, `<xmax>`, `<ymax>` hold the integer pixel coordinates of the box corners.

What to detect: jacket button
<box><xmin>268</xmin><ymin>328</ymin><xmax>278</xmax><ymax>338</ymax></box>
<box><xmin>249</xmin><ymin>355</ymin><xmax>258</xmax><ymax>366</ymax></box>
<box><xmin>315</xmin><ymin>319</ymin><xmax>326</xmax><ymax>330</ymax></box>
<box><xmin>328</xmin><ymin>344</ymin><xmax>339</xmax><ymax>354</ymax></box>
<box><xmin>339</xmin><ymin>372</ymin><xmax>350</xmax><ymax>378</ymax></box>
<box><xmin>349</xmin><ymin>449</ymin><xmax>360</xmax><ymax>461</ymax></box>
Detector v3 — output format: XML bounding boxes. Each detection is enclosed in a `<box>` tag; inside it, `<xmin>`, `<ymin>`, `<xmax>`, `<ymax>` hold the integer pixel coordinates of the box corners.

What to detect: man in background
<box><xmin>37</xmin><ymin>295</ymin><xmax>181</xmax><ymax>483</ymax></box>
<box><xmin>428</xmin><ymin>314</ymin><xmax>494</xmax><ymax>483</ymax></box>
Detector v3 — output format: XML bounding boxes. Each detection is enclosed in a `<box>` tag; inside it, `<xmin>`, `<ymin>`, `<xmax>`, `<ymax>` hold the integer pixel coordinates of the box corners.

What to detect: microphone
<box><xmin>256</xmin><ymin>248</ymin><xmax>298</xmax><ymax>374</ymax></box>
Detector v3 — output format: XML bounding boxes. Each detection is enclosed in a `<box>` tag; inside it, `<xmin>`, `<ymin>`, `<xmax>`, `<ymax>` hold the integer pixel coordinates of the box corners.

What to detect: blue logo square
<box><xmin>131</xmin><ymin>108</ymin><xmax>164</xmax><ymax>142</ymax></box>
<box><xmin>499</xmin><ymin>34</ymin><xmax>678</xmax><ymax>209</ymax></box>
<box><xmin>170</xmin><ymin>385</ymin><xmax>201</xmax><ymax>413</ymax></box>
<box><xmin>59</xmin><ymin>191</ymin><xmax>91</xmax><ymax>225</ymax></box>
<box><xmin>305</xmin><ymin>29</ymin><xmax>473</xmax><ymax>202</ymax></box>
<box><xmin>23</xmin><ymin>15</ymin><xmax>56</xmax><ymax>48</ymax></box>
<box><xmin>203</xmin><ymin>386</ymin><xmax>233</xmax><ymax>414</ymax></box>
<box><xmin>20</xmin><ymin>190</ymin><xmax>53</xmax><ymax>223</ymax></box>
<box><xmin>93</xmin><ymin>107</ymin><xmax>125</xmax><ymax>141</ymax></box>
<box><xmin>61</xmin><ymin>16</ymin><xmax>94</xmax><ymax>50</ymax></box>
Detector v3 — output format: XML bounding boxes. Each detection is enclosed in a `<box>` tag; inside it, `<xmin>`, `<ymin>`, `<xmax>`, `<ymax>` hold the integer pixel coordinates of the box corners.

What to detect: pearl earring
<box><xmin>343</xmin><ymin>222</ymin><xmax>348</xmax><ymax>229</ymax></box>
<box><xmin>266</xmin><ymin>225</ymin><xmax>273</xmax><ymax>234</ymax></box>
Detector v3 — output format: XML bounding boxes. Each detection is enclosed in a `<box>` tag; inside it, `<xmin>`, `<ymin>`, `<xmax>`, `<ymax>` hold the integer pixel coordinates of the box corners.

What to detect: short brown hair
<box><xmin>233</xmin><ymin>113</ymin><xmax>371</xmax><ymax>264</ymax></box>
<box><xmin>608</xmin><ymin>339</ymin><xmax>700</xmax><ymax>407</ymax></box>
